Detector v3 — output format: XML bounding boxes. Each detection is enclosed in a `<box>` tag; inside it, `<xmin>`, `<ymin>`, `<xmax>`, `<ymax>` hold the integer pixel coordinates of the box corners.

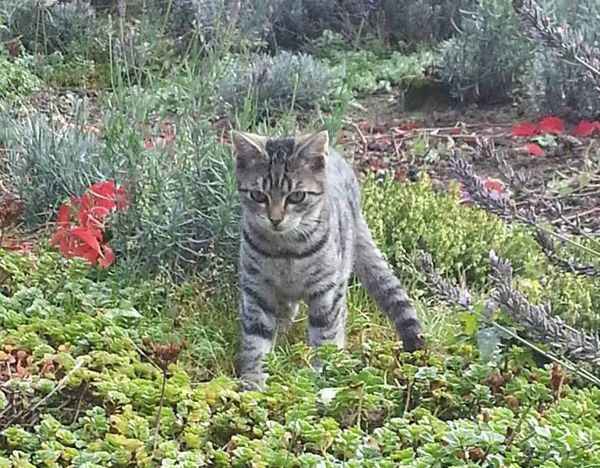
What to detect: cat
<box><xmin>231</xmin><ymin>129</ymin><xmax>425</xmax><ymax>390</ymax></box>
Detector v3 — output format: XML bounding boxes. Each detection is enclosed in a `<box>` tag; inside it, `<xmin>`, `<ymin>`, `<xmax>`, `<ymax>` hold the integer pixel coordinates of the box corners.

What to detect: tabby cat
<box><xmin>231</xmin><ymin>129</ymin><xmax>424</xmax><ymax>389</ymax></box>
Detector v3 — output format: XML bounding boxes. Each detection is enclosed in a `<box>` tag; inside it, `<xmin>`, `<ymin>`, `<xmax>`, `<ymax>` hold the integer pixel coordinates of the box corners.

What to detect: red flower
<box><xmin>482</xmin><ymin>178</ymin><xmax>504</xmax><ymax>192</ymax></box>
<box><xmin>50</xmin><ymin>181</ymin><xmax>128</xmax><ymax>269</ymax></box>
<box><xmin>538</xmin><ymin>117</ymin><xmax>564</xmax><ymax>135</ymax></box>
<box><xmin>56</xmin><ymin>204</ymin><xmax>71</xmax><ymax>228</ymax></box>
<box><xmin>517</xmin><ymin>143</ymin><xmax>545</xmax><ymax>157</ymax></box>
<box><xmin>98</xmin><ymin>245</ymin><xmax>116</xmax><ymax>268</ymax></box>
<box><xmin>572</xmin><ymin>120</ymin><xmax>598</xmax><ymax>137</ymax></box>
<box><xmin>510</xmin><ymin>122</ymin><xmax>538</xmax><ymax>137</ymax></box>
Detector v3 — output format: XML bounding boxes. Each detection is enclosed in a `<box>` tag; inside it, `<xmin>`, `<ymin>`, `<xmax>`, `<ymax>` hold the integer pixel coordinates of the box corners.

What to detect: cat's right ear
<box><xmin>231</xmin><ymin>131</ymin><xmax>267</xmax><ymax>162</ymax></box>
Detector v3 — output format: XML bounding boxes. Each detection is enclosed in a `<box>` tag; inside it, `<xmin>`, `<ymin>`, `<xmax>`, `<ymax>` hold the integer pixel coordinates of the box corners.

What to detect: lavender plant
<box><xmin>215</xmin><ymin>51</ymin><xmax>334</xmax><ymax>115</ymax></box>
<box><xmin>489</xmin><ymin>250</ymin><xmax>600</xmax><ymax>372</ymax></box>
<box><xmin>450</xmin><ymin>147</ymin><xmax>600</xmax><ymax>280</ymax></box>
<box><xmin>379</xmin><ymin>0</ymin><xmax>475</xmax><ymax>47</ymax></box>
<box><xmin>514</xmin><ymin>0</ymin><xmax>600</xmax><ymax>117</ymax></box>
<box><xmin>437</xmin><ymin>0</ymin><xmax>533</xmax><ymax>103</ymax></box>
<box><xmin>0</xmin><ymin>102</ymin><xmax>105</xmax><ymax>224</ymax></box>
<box><xmin>150</xmin><ymin>0</ymin><xmax>268</xmax><ymax>51</ymax></box>
<box><xmin>418</xmin><ymin>249</ymin><xmax>600</xmax><ymax>386</ymax></box>
<box><xmin>263</xmin><ymin>0</ymin><xmax>474</xmax><ymax>49</ymax></box>
<box><xmin>0</xmin><ymin>0</ymin><xmax>95</xmax><ymax>54</ymax></box>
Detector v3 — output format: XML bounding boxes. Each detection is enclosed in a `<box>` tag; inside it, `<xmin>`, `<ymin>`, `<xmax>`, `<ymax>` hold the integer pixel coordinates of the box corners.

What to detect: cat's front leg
<box><xmin>237</xmin><ymin>283</ymin><xmax>278</xmax><ymax>390</ymax></box>
<box><xmin>307</xmin><ymin>282</ymin><xmax>348</xmax><ymax>366</ymax></box>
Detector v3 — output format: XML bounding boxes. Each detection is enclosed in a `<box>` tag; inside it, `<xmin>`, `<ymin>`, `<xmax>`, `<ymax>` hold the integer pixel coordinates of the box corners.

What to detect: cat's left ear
<box><xmin>230</xmin><ymin>131</ymin><xmax>268</xmax><ymax>160</ymax></box>
<box><xmin>295</xmin><ymin>130</ymin><xmax>329</xmax><ymax>169</ymax></box>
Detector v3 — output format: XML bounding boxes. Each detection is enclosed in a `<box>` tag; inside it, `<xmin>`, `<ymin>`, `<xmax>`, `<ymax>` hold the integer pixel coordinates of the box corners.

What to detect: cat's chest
<box><xmin>263</xmin><ymin>258</ymin><xmax>308</xmax><ymax>294</ymax></box>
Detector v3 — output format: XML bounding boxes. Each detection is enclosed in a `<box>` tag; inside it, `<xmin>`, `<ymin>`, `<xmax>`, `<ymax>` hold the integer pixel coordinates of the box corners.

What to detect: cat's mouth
<box><xmin>270</xmin><ymin>225</ymin><xmax>286</xmax><ymax>233</ymax></box>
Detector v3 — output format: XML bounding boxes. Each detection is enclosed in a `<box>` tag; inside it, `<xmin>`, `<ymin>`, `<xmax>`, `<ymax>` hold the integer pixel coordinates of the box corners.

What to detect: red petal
<box><xmin>60</xmin><ymin>236</ymin><xmax>75</xmax><ymax>258</ymax></box>
<box><xmin>83</xmin><ymin>213</ymin><xmax>105</xmax><ymax>230</ymax></box>
<box><xmin>522</xmin><ymin>143</ymin><xmax>545</xmax><ymax>157</ymax></box>
<box><xmin>538</xmin><ymin>116</ymin><xmax>564</xmax><ymax>135</ymax></box>
<box><xmin>71</xmin><ymin>243</ymin><xmax>100</xmax><ymax>264</ymax></box>
<box><xmin>71</xmin><ymin>227</ymin><xmax>103</xmax><ymax>254</ymax></box>
<box><xmin>144</xmin><ymin>138</ymin><xmax>155</xmax><ymax>150</ymax></box>
<box><xmin>56</xmin><ymin>204</ymin><xmax>71</xmax><ymax>228</ymax></box>
<box><xmin>510</xmin><ymin>122</ymin><xmax>538</xmax><ymax>137</ymax></box>
<box><xmin>90</xmin><ymin>181</ymin><xmax>117</xmax><ymax>210</ymax></box>
<box><xmin>482</xmin><ymin>178</ymin><xmax>504</xmax><ymax>192</ymax></box>
<box><xmin>77</xmin><ymin>194</ymin><xmax>94</xmax><ymax>225</ymax></box>
<box><xmin>572</xmin><ymin>120</ymin><xmax>597</xmax><ymax>137</ymax></box>
<box><xmin>91</xmin><ymin>181</ymin><xmax>115</xmax><ymax>198</ymax></box>
<box><xmin>50</xmin><ymin>230</ymin><xmax>65</xmax><ymax>247</ymax></box>
<box><xmin>98</xmin><ymin>245</ymin><xmax>115</xmax><ymax>268</ymax></box>
<box><xmin>90</xmin><ymin>206</ymin><xmax>111</xmax><ymax>219</ymax></box>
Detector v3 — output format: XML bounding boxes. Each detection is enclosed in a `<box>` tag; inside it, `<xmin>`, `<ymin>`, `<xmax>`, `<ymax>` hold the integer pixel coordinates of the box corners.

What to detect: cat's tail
<box><xmin>353</xmin><ymin>219</ymin><xmax>425</xmax><ymax>351</ymax></box>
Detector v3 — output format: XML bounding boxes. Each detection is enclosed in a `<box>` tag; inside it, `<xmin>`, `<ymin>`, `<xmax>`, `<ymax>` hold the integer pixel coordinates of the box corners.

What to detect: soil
<box><xmin>340</xmin><ymin>89</ymin><xmax>600</xmax><ymax>234</ymax></box>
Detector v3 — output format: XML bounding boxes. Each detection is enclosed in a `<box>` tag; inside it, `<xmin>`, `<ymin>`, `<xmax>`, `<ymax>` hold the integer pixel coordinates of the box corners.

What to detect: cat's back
<box><xmin>327</xmin><ymin>147</ymin><xmax>361</xmax><ymax>206</ymax></box>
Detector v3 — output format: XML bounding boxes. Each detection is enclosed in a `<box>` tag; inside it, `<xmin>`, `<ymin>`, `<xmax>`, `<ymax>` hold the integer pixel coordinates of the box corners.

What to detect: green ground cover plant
<box><xmin>1</xmin><ymin>250</ymin><xmax>600</xmax><ymax>466</ymax></box>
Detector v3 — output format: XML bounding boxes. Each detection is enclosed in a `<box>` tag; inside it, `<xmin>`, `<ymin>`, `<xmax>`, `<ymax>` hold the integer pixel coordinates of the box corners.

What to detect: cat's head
<box><xmin>231</xmin><ymin>130</ymin><xmax>329</xmax><ymax>234</ymax></box>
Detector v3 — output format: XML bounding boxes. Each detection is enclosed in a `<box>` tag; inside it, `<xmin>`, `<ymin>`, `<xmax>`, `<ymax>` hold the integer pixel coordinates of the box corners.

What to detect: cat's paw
<box><xmin>239</xmin><ymin>372</ymin><xmax>267</xmax><ymax>391</ymax></box>
<box><xmin>310</xmin><ymin>356</ymin><xmax>324</xmax><ymax>373</ymax></box>
<box><xmin>402</xmin><ymin>333</ymin><xmax>426</xmax><ymax>352</ymax></box>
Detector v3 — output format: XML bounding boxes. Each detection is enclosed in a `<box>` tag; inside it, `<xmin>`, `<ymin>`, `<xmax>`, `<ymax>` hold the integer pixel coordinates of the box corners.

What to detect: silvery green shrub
<box><xmin>0</xmin><ymin>0</ymin><xmax>95</xmax><ymax>54</ymax></box>
<box><xmin>437</xmin><ymin>0</ymin><xmax>533</xmax><ymax>103</ymax></box>
<box><xmin>215</xmin><ymin>51</ymin><xmax>334</xmax><ymax>114</ymax></box>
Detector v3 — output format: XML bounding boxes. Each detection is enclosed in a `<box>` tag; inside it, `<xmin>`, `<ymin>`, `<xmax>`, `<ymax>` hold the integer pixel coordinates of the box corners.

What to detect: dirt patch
<box><xmin>340</xmin><ymin>92</ymin><xmax>600</xmax><ymax>233</ymax></box>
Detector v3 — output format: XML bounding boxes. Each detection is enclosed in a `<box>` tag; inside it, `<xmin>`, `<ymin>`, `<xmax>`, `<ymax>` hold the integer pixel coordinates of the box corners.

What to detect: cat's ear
<box><xmin>295</xmin><ymin>130</ymin><xmax>329</xmax><ymax>170</ymax></box>
<box><xmin>231</xmin><ymin>131</ymin><xmax>268</xmax><ymax>161</ymax></box>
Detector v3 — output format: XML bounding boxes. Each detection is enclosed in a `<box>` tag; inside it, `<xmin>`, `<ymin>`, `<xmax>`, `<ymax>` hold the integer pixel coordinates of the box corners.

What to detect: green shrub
<box><xmin>362</xmin><ymin>174</ymin><xmax>543</xmax><ymax>284</ymax></box>
<box><xmin>104</xmin><ymin>115</ymin><xmax>240</xmax><ymax>277</ymax></box>
<box><xmin>147</xmin><ymin>0</ymin><xmax>269</xmax><ymax>53</ymax></box>
<box><xmin>522</xmin><ymin>0</ymin><xmax>600</xmax><ymax>118</ymax></box>
<box><xmin>0</xmin><ymin>0</ymin><xmax>95</xmax><ymax>55</ymax></box>
<box><xmin>314</xmin><ymin>31</ymin><xmax>436</xmax><ymax>95</ymax></box>
<box><xmin>215</xmin><ymin>51</ymin><xmax>335</xmax><ymax>115</ymax></box>
<box><xmin>320</xmin><ymin>45</ymin><xmax>436</xmax><ymax>95</ymax></box>
<box><xmin>0</xmin><ymin>50</ymin><xmax>41</xmax><ymax>102</ymax></box>
<box><xmin>261</xmin><ymin>0</ymin><xmax>475</xmax><ymax>50</ymax></box>
<box><xmin>0</xmin><ymin>104</ymin><xmax>104</xmax><ymax>225</ymax></box>
<box><xmin>437</xmin><ymin>0</ymin><xmax>533</xmax><ymax>103</ymax></box>
<box><xmin>361</xmin><ymin>173</ymin><xmax>600</xmax><ymax>329</ymax></box>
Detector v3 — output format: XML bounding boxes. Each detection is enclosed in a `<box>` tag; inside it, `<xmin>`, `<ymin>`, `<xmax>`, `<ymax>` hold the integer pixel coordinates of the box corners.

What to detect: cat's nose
<box><xmin>270</xmin><ymin>218</ymin><xmax>282</xmax><ymax>227</ymax></box>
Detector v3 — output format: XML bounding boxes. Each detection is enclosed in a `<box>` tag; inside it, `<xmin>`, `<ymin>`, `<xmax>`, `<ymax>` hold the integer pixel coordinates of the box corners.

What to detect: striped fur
<box><xmin>231</xmin><ymin>130</ymin><xmax>424</xmax><ymax>390</ymax></box>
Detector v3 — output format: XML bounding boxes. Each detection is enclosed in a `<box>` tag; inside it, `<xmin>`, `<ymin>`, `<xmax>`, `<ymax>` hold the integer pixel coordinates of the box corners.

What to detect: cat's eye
<box><xmin>287</xmin><ymin>191</ymin><xmax>306</xmax><ymax>204</ymax></box>
<box><xmin>249</xmin><ymin>190</ymin><xmax>268</xmax><ymax>204</ymax></box>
